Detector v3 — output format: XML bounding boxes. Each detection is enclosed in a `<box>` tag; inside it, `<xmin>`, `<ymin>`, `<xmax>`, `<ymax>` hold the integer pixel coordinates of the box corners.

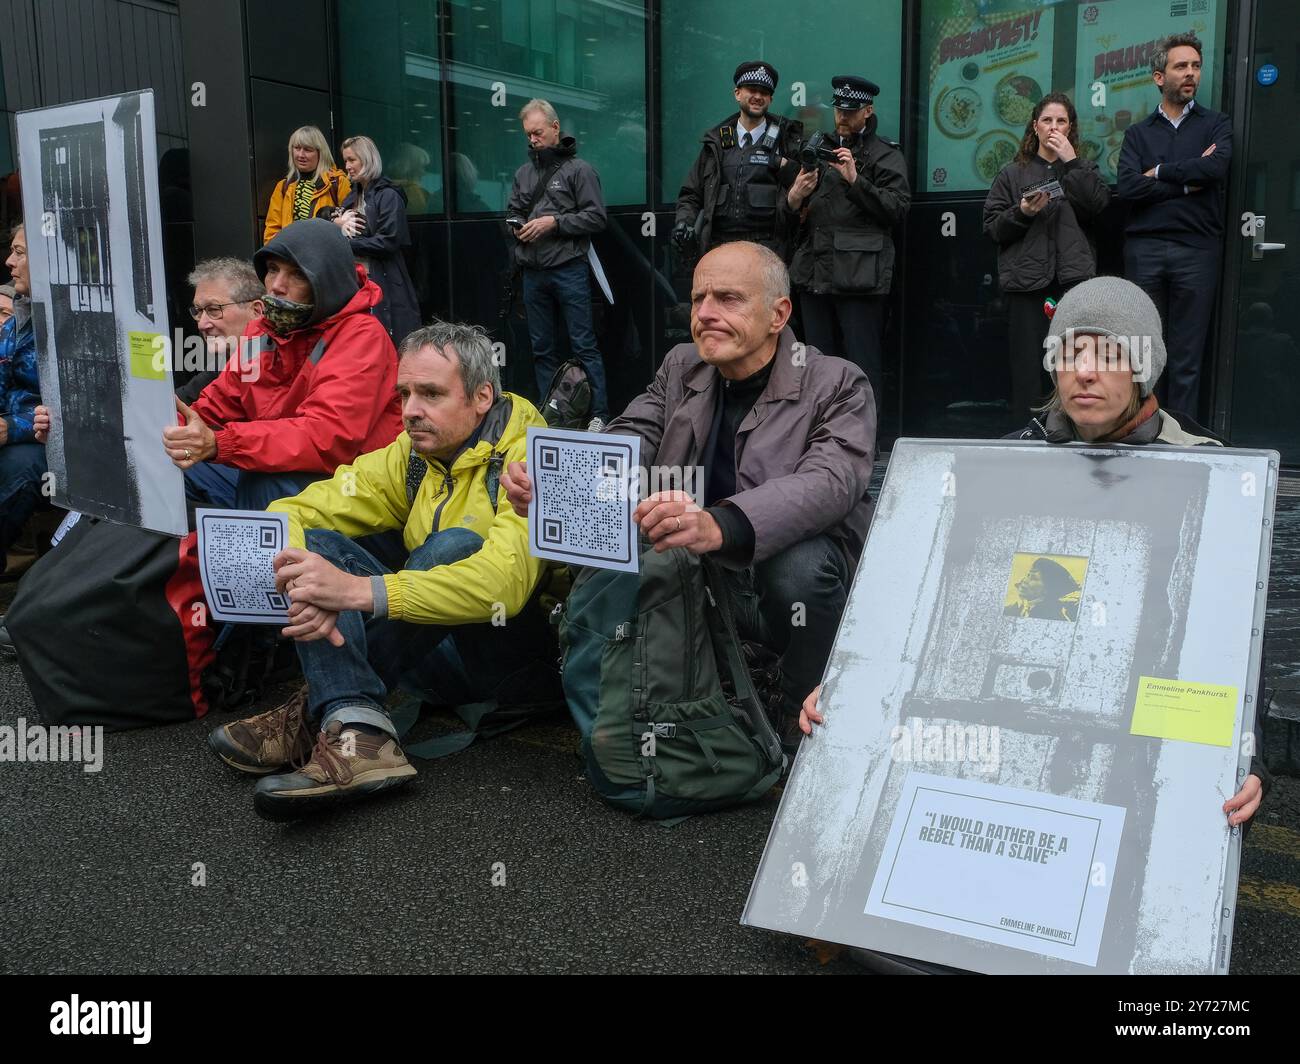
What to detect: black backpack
<box><xmin>539</xmin><ymin>359</ymin><xmax>593</xmax><ymax>429</ymax></box>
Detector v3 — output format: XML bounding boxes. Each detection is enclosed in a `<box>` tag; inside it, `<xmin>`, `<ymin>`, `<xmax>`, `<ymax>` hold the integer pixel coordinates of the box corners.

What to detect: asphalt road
<box><xmin>0</xmin><ymin>472</ymin><xmax>1297</xmax><ymax>975</ymax></box>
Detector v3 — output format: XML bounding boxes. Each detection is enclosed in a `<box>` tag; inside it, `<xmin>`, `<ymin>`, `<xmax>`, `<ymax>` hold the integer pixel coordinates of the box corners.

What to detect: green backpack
<box><xmin>557</xmin><ymin>543</ymin><xmax>786</xmax><ymax>819</ymax></box>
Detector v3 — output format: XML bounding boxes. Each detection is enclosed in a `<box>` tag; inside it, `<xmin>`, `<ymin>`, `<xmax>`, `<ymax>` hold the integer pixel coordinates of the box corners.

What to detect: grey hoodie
<box><xmin>253</xmin><ymin>217</ymin><xmax>361</xmax><ymax>327</ymax></box>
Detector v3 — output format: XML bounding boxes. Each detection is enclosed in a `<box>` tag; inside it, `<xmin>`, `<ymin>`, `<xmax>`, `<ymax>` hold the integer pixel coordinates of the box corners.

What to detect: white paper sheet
<box><xmin>864</xmin><ymin>770</ymin><xmax>1126</xmax><ymax>967</ymax></box>
<box><xmin>527</xmin><ymin>426</ymin><xmax>639</xmax><ymax>573</ymax></box>
<box><xmin>196</xmin><ymin>509</ymin><xmax>290</xmax><ymax>625</ymax></box>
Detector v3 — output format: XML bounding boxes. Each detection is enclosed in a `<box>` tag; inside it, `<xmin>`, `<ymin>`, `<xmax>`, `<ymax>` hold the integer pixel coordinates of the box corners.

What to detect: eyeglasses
<box><xmin>188</xmin><ymin>299</ymin><xmax>254</xmax><ymax>321</ymax></box>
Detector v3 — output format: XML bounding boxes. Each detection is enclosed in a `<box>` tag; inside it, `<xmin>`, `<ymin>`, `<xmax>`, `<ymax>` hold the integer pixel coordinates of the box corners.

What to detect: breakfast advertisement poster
<box><xmin>923</xmin><ymin>6</ymin><xmax>1056</xmax><ymax>193</ymax></box>
<box><xmin>1073</xmin><ymin>0</ymin><xmax>1220</xmax><ymax>184</ymax></box>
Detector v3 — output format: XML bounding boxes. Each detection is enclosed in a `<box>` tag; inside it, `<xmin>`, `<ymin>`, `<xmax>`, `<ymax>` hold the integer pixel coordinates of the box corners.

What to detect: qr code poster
<box><xmin>527</xmin><ymin>426</ymin><xmax>640</xmax><ymax>573</ymax></box>
<box><xmin>196</xmin><ymin>509</ymin><xmax>291</xmax><ymax>625</ymax></box>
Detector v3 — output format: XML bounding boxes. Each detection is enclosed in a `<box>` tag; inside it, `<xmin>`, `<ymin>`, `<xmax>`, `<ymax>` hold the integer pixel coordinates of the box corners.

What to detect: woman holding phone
<box><xmin>983</xmin><ymin>92</ymin><xmax>1111</xmax><ymax>422</ymax></box>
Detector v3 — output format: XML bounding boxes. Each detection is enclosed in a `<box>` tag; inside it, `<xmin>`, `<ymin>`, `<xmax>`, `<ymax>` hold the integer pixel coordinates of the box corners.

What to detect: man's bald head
<box><xmin>697</xmin><ymin>241</ymin><xmax>790</xmax><ymax>305</ymax></box>
<box><xmin>690</xmin><ymin>241</ymin><xmax>792</xmax><ymax>379</ymax></box>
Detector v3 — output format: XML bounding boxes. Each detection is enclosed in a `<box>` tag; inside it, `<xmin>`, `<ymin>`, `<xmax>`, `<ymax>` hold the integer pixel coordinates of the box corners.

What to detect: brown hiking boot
<box><xmin>208</xmin><ymin>687</ymin><xmax>317</xmax><ymax>776</ymax></box>
<box><xmin>252</xmin><ymin>720</ymin><xmax>417</xmax><ymax>821</ymax></box>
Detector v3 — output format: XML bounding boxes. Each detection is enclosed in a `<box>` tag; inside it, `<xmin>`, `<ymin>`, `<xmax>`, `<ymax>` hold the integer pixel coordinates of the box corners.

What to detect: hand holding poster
<box><xmin>196</xmin><ymin>509</ymin><xmax>290</xmax><ymax>625</ymax></box>
<box><xmin>526</xmin><ymin>426</ymin><xmax>640</xmax><ymax>573</ymax></box>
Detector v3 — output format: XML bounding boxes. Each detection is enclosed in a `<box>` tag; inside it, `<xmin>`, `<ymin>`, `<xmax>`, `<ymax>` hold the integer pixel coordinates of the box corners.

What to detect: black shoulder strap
<box><xmin>404</xmin><ymin>450</ymin><xmax>502</xmax><ymax>509</ymax></box>
<box><xmin>701</xmin><ymin>557</ymin><xmax>785</xmax><ymax>768</ymax></box>
<box><xmin>405</xmin><ymin>452</ymin><xmax>426</xmax><ymax>506</ymax></box>
<box><xmin>525</xmin><ymin>162</ymin><xmax>564</xmax><ymax>218</ymax></box>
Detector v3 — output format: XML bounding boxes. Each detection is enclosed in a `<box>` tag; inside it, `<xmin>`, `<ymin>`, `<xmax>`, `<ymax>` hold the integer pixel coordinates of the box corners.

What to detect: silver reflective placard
<box><xmin>743</xmin><ymin>439</ymin><xmax>1278</xmax><ymax>975</ymax></box>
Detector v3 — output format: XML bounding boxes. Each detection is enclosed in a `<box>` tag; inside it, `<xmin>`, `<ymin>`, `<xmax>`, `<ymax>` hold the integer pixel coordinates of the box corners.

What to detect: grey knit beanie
<box><xmin>1045</xmin><ymin>276</ymin><xmax>1167</xmax><ymax>396</ymax></box>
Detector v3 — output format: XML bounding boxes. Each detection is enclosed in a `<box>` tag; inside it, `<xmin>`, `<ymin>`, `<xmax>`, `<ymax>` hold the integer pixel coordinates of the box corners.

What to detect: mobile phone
<box><xmin>506</xmin><ymin>217</ymin><xmax>524</xmax><ymax>229</ymax></box>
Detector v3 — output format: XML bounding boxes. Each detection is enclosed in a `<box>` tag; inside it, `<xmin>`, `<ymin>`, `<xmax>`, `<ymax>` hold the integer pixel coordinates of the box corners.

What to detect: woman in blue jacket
<box><xmin>0</xmin><ymin>224</ymin><xmax>45</xmax><ymax>575</ymax></box>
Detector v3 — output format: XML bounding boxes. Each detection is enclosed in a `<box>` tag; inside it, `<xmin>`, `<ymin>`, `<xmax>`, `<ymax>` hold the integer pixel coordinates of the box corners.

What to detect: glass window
<box><xmin>659</xmin><ymin>1</ymin><xmax>905</xmax><ymax>206</ymax></box>
<box><xmin>918</xmin><ymin>0</ymin><xmax>1230</xmax><ymax>195</ymax></box>
<box><xmin>445</xmin><ymin>0</ymin><xmax>648</xmax><ymax>212</ymax></box>
<box><xmin>338</xmin><ymin>0</ymin><xmax>445</xmax><ymax>215</ymax></box>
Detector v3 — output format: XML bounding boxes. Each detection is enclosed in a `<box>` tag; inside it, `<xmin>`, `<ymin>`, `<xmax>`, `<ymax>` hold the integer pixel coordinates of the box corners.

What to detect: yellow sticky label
<box><xmin>1131</xmin><ymin>677</ymin><xmax>1237</xmax><ymax>748</ymax></box>
<box><xmin>128</xmin><ymin>331</ymin><xmax>167</xmax><ymax>380</ymax></box>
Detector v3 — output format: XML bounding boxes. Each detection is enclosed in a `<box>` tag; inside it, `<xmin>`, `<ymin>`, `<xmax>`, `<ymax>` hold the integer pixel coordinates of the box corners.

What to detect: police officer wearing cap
<box><xmin>673</xmin><ymin>61</ymin><xmax>803</xmax><ymax>259</ymax></box>
<box><xmin>786</xmin><ymin>75</ymin><xmax>910</xmax><ymax>416</ymax></box>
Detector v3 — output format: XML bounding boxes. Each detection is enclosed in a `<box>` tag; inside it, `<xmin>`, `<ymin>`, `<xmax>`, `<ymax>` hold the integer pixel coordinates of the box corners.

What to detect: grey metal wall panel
<box><xmin>179</xmin><ymin>0</ymin><xmax>256</xmax><ymax>257</ymax></box>
<box><xmin>247</xmin><ymin>0</ymin><xmax>328</xmax><ymax>90</ymax></box>
<box><xmin>0</xmin><ymin>0</ymin><xmax>40</xmax><ymax>112</ymax></box>
<box><xmin>21</xmin><ymin>0</ymin><xmax>186</xmax><ymax>139</ymax></box>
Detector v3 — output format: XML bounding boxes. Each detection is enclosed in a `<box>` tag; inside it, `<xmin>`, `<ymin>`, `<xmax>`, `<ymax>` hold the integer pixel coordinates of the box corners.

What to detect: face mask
<box><xmin>261</xmin><ymin>293</ymin><xmax>315</xmax><ymax>334</ymax></box>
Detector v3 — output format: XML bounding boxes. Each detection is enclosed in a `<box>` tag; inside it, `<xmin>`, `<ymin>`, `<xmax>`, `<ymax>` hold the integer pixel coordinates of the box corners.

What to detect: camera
<box><xmin>799</xmin><ymin>133</ymin><xmax>840</xmax><ymax>168</ymax></box>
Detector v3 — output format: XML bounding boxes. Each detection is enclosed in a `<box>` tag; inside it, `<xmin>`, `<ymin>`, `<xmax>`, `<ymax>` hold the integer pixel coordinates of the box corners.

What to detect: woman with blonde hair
<box><xmin>332</xmin><ymin>134</ymin><xmax>420</xmax><ymax>345</ymax></box>
<box><xmin>263</xmin><ymin>126</ymin><xmax>350</xmax><ymax>242</ymax></box>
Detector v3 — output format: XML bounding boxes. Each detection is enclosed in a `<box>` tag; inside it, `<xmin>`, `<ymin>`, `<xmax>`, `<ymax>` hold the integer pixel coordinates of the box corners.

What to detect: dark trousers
<box><xmin>1124</xmin><ymin>236</ymin><xmax>1220</xmax><ymax>417</ymax></box>
<box><xmin>1007</xmin><ymin>283</ymin><xmax>1079</xmax><ymax>421</ymax></box>
<box><xmin>522</xmin><ymin>258</ymin><xmax>609</xmax><ymax>420</ymax></box>
<box><xmin>183</xmin><ymin>462</ymin><xmax>325</xmax><ymax>511</ymax></box>
<box><xmin>799</xmin><ymin>292</ymin><xmax>886</xmax><ymax>415</ymax></box>
<box><xmin>722</xmin><ymin>534</ymin><xmax>850</xmax><ymax>719</ymax></box>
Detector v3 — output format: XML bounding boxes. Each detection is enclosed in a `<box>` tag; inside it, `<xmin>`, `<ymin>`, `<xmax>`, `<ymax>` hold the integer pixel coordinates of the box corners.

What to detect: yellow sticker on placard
<box><xmin>128</xmin><ymin>331</ymin><xmax>166</xmax><ymax>380</ymax></box>
<box><xmin>1131</xmin><ymin>677</ymin><xmax>1237</xmax><ymax>748</ymax></box>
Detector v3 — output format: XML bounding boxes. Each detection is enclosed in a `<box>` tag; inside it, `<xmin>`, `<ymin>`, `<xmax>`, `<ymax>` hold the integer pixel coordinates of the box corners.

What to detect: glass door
<box><xmin>1224</xmin><ymin>0</ymin><xmax>1300</xmax><ymax>456</ymax></box>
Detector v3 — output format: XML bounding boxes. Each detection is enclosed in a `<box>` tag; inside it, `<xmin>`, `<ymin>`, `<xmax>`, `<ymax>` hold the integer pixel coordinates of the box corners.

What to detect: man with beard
<box><xmin>784</xmin><ymin>75</ymin><xmax>910</xmax><ymax>417</ymax></box>
<box><xmin>673</xmin><ymin>61</ymin><xmax>804</xmax><ymax>260</ymax></box>
<box><xmin>506</xmin><ymin>98</ymin><xmax>608</xmax><ymax>425</ymax></box>
<box><xmin>1117</xmin><ymin>32</ymin><xmax>1232</xmax><ymax>418</ymax></box>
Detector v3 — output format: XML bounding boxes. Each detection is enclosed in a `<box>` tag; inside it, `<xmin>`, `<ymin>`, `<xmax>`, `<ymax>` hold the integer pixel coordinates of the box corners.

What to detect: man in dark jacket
<box><xmin>785</xmin><ymin>75</ymin><xmax>910</xmax><ymax>414</ymax></box>
<box><xmin>1117</xmin><ymin>32</ymin><xmax>1232</xmax><ymax>418</ymax></box>
<box><xmin>506</xmin><ymin>99</ymin><xmax>609</xmax><ymax>423</ymax></box>
<box><xmin>672</xmin><ymin>61</ymin><xmax>803</xmax><ymax>260</ymax></box>
<box><xmin>504</xmin><ymin>241</ymin><xmax>876</xmax><ymax>750</ymax></box>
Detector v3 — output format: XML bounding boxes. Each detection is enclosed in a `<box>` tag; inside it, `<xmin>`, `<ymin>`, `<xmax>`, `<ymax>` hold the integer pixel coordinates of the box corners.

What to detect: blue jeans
<box><xmin>295</xmin><ymin>527</ymin><xmax>553</xmax><ymax>737</ymax></box>
<box><xmin>522</xmin><ymin>258</ymin><xmax>609</xmax><ymax>419</ymax></box>
<box><xmin>0</xmin><ymin>442</ymin><xmax>47</xmax><ymax>570</ymax></box>
<box><xmin>184</xmin><ymin>462</ymin><xmax>326</xmax><ymax>511</ymax></box>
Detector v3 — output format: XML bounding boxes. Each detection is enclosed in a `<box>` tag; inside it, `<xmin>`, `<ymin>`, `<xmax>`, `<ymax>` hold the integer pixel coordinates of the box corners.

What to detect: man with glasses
<box><xmin>168</xmin><ymin>221</ymin><xmax>403</xmax><ymax>511</ymax></box>
<box><xmin>175</xmin><ymin>258</ymin><xmax>266</xmax><ymax>405</ymax></box>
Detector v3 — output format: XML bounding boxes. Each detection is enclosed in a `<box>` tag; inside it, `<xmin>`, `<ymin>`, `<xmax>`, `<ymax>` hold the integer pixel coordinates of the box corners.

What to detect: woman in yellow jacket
<box><xmin>263</xmin><ymin>126</ymin><xmax>351</xmax><ymax>243</ymax></box>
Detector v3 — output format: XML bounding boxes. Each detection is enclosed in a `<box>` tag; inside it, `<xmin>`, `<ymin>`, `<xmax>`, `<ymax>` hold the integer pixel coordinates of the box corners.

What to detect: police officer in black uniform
<box><xmin>672</xmin><ymin>61</ymin><xmax>803</xmax><ymax>260</ymax></box>
<box><xmin>786</xmin><ymin>75</ymin><xmax>910</xmax><ymax>416</ymax></box>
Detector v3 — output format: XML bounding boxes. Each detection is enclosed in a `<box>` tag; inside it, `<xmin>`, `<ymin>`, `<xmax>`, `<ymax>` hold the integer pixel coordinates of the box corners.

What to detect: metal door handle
<box><xmin>1252</xmin><ymin>241</ymin><xmax>1287</xmax><ymax>260</ymax></box>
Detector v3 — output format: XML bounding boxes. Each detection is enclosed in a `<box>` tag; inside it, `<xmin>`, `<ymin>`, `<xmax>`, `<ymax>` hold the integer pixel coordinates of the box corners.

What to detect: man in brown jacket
<box><xmin>504</xmin><ymin>241</ymin><xmax>875</xmax><ymax>747</ymax></box>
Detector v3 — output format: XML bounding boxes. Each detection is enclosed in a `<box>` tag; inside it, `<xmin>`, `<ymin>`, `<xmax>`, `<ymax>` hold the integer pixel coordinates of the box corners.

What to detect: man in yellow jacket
<box><xmin>208</xmin><ymin>320</ymin><xmax>555</xmax><ymax>820</ymax></box>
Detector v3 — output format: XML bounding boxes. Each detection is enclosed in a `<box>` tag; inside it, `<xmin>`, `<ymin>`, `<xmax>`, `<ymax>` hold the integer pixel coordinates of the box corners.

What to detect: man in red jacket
<box><xmin>163</xmin><ymin>218</ymin><xmax>403</xmax><ymax>510</ymax></box>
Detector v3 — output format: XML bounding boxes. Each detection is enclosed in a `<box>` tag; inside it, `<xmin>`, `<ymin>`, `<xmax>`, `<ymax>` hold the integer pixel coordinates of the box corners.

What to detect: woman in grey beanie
<box><xmin>1002</xmin><ymin>273</ymin><xmax>1268</xmax><ymax>828</ymax></box>
<box><xmin>1012</xmin><ymin>275</ymin><xmax>1223</xmax><ymax>446</ymax></box>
